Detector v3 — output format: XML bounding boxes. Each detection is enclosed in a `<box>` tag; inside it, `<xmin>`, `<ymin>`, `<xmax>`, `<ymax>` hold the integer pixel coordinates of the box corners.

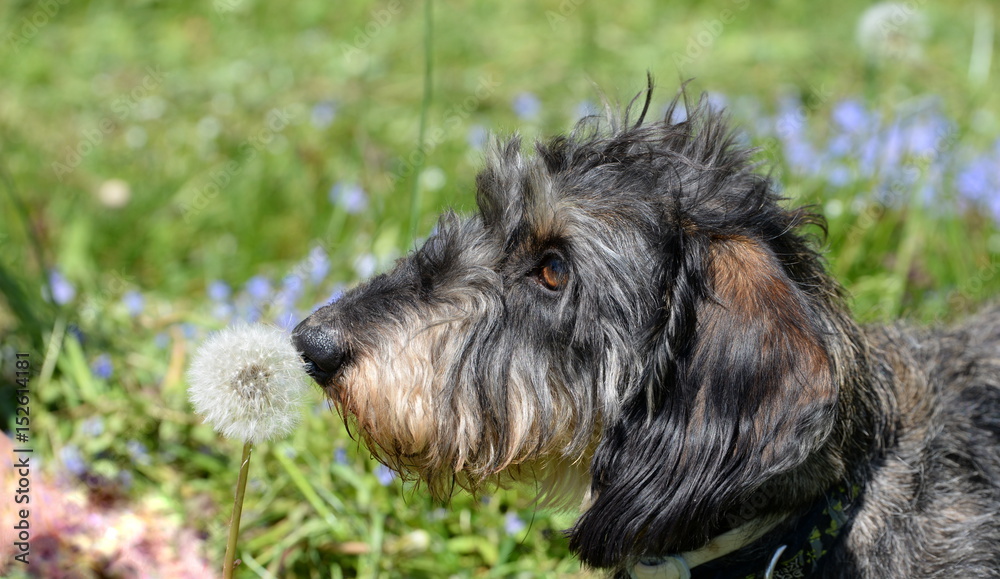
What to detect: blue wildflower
<box><xmin>67</xmin><ymin>324</ymin><xmax>86</xmax><ymax>345</ymax></box>
<box><xmin>575</xmin><ymin>100</ymin><xmax>599</xmax><ymax>119</ymax></box>
<box><xmin>466</xmin><ymin>124</ymin><xmax>488</xmax><ymax>149</ymax></box>
<box><xmin>705</xmin><ymin>92</ymin><xmax>728</xmax><ymax>113</ymax></box>
<box><xmin>956</xmin><ymin>155</ymin><xmax>993</xmax><ymax>202</ymax></box>
<box><xmin>60</xmin><ymin>445</ymin><xmax>86</xmax><ymax>476</ymax></box>
<box><xmin>826</xmin><ymin>134</ymin><xmax>853</xmax><ymax>159</ymax></box>
<box><xmin>47</xmin><ymin>269</ymin><xmax>76</xmax><ymax>305</ymax></box>
<box><xmin>987</xmin><ymin>194</ymin><xmax>1000</xmax><ymax>223</ymax></box>
<box><xmin>282</xmin><ymin>274</ymin><xmax>304</xmax><ymax>297</ymax></box>
<box><xmin>857</xmin><ymin>135</ymin><xmax>881</xmax><ymax>178</ymax></box>
<box><xmin>329</xmin><ymin>182</ymin><xmax>368</xmax><ymax>214</ymax></box>
<box><xmin>208</xmin><ymin>280</ymin><xmax>231</xmax><ymax>302</ymax></box>
<box><xmin>181</xmin><ymin>323</ymin><xmax>198</xmax><ymax>339</ymax></box>
<box><xmin>126</xmin><ymin>440</ymin><xmax>151</xmax><ymax>465</ymax></box>
<box><xmin>276</xmin><ymin>311</ymin><xmax>300</xmax><ymax>332</ymax></box>
<box><xmin>82</xmin><ymin>417</ymin><xmax>104</xmax><ymax>437</ymax></box>
<box><xmin>512</xmin><ymin>92</ymin><xmax>541</xmax><ymax>120</ymax></box>
<box><xmin>311</xmin><ymin>100</ymin><xmax>337</xmax><ymax>129</ymax></box>
<box><xmin>669</xmin><ymin>102</ymin><xmax>688</xmax><ymax>124</ymax></box>
<box><xmin>831</xmin><ymin>99</ymin><xmax>869</xmax><ymax>135</ymax></box>
<box><xmin>906</xmin><ymin>114</ymin><xmax>947</xmax><ymax>158</ymax></box>
<box><xmin>775</xmin><ymin>115</ymin><xmax>806</xmax><ymax>148</ymax></box>
<box><xmin>879</xmin><ymin>121</ymin><xmax>905</xmax><ymax>173</ymax></box>
<box><xmin>504</xmin><ymin>512</ymin><xmax>526</xmax><ymax>535</ymax></box>
<box><xmin>782</xmin><ymin>134</ymin><xmax>821</xmax><ymax>176</ymax></box>
<box><xmin>308</xmin><ymin>246</ymin><xmax>330</xmax><ymax>285</ymax></box>
<box><xmin>275</xmin><ymin>275</ymin><xmax>304</xmax><ymax>316</ymax></box>
<box><xmin>826</xmin><ymin>165</ymin><xmax>854</xmax><ymax>187</ymax></box>
<box><xmin>731</xmin><ymin>129</ymin><xmax>752</xmax><ymax>149</ymax></box>
<box><xmin>92</xmin><ymin>354</ymin><xmax>113</xmax><ymax>379</ymax></box>
<box><xmin>245</xmin><ymin>306</ymin><xmax>262</xmax><ymax>323</ymax></box>
<box><xmin>245</xmin><ymin>275</ymin><xmax>271</xmax><ymax>301</ymax></box>
<box><xmin>918</xmin><ymin>163</ymin><xmax>945</xmax><ymax>205</ymax></box>
<box><xmin>213</xmin><ymin>302</ymin><xmax>234</xmax><ymax>321</ymax></box>
<box><xmin>334</xmin><ymin>447</ymin><xmax>348</xmax><ymax>465</ymax></box>
<box><xmin>877</xmin><ymin>165</ymin><xmax>921</xmax><ymax>206</ymax></box>
<box><xmin>122</xmin><ymin>290</ymin><xmax>144</xmax><ymax>317</ymax></box>
<box><xmin>354</xmin><ymin>254</ymin><xmax>377</xmax><ymax>279</ymax></box>
<box><xmin>374</xmin><ymin>464</ymin><xmax>396</xmax><ymax>486</ymax></box>
<box><xmin>955</xmin><ymin>155</ymin><xmax>1000</xmax><ymax>220</ymax></box>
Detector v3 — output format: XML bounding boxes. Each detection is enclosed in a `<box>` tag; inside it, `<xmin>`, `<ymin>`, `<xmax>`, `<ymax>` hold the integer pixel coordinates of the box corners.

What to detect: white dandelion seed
<box><xmin>187</xmin><ymin>323</ymin><xmax>308</xmax><ymax>444</ymax></box>
<box><xmin>856</xmin><ymin>2</ymin><xmax>929</xmax><ymax>64</ymax></box>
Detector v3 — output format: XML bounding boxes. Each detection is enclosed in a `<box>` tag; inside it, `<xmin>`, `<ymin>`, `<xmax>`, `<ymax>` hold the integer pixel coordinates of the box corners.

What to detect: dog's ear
<box><xmin>570</xmin><ymin>230</ymin><xmax>838</xmax><ymax>569</ymax></box>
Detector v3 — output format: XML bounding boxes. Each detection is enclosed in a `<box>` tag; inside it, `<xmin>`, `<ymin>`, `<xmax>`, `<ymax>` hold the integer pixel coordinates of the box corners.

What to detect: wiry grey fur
<box><xmin>293</xmin><ymin>84</ymin><xmax>1000</xmax><ymax>577</ymax></box>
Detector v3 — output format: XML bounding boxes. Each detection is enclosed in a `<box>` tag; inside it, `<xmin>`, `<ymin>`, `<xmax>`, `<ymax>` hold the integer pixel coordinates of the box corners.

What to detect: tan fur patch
<box><xmin>708</xmin><ymin>235</ymin><xmax>833</xmax><ymax>398</ymax></box>
<box><xmin>699</xmin><ymin>235</ymin><xmax>835</xmax><ymax>460</ymax></box>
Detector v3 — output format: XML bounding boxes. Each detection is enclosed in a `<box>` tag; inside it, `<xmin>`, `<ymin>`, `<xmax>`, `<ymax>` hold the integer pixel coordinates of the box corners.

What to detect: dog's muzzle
<box><xmin>291</xmin><ymin>319</ymin><xmax>348</xmax><ymax>386</ymax></box>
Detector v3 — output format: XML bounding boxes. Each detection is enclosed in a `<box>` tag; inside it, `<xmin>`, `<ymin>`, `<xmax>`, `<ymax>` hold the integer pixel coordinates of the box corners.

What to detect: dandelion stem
<box><xmin>223</xmin><ymin>442</ymin><xmax>253</xmax><ymax>578</ymax></box>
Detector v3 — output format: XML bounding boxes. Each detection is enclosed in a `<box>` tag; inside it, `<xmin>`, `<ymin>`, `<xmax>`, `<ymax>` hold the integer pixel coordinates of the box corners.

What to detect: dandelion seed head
<box><xmin>187</xmin><ymin>323</ymin><xmax>308</xmax><ymax>444</ymax></box>
<box><xmin>856</xmin><ymin>2</ymin><xmax>929</xmax><ymax>63</ymax></box>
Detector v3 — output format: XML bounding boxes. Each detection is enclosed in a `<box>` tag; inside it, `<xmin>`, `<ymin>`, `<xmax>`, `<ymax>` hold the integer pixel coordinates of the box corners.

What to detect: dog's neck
<box><xmin>631</xmin><ymin>483</ymin><xmax>861</xmax><ymax>579</ymax></box>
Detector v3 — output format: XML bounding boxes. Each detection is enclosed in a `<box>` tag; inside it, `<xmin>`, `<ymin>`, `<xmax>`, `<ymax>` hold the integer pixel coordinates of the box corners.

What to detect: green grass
<box><xmin>2</xmin><ymin>0</ymin><xmax>1000</xmax><ymax>577</ymax></box>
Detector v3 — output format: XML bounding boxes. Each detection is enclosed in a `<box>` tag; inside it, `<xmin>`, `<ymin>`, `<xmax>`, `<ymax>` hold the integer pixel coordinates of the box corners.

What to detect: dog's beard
<box><xmin>331</xmin><ymin>298</ymin><xmax>619</xmax><ymax>505</ymax></box>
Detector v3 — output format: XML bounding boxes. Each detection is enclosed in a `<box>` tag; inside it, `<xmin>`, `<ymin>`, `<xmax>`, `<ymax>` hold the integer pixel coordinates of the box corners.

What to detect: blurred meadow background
<box><xmin>2</xmin><ymin>0</ymin><xmax>1000</xmax><ymax>577</ymax></box>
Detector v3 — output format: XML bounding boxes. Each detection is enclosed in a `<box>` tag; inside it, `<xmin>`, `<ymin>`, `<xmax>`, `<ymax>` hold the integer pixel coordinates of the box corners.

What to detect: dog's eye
<box><xmin>536</xmin><ymin>254</ymin><xmax>569</xmax><ymax>291</ymax></box>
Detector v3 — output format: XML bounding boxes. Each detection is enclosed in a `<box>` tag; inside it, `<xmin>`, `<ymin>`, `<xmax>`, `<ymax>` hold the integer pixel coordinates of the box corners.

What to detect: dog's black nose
<box><xmin>291</xmin><ymin>322</ymin><xmax>347</xmax><ymax>384</ymax></box>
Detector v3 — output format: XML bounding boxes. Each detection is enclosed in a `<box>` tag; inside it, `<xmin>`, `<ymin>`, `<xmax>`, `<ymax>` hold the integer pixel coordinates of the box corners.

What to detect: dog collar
<box><xmin>631</xmin><ymin>484</ymin><xmax>861</xmax><ymax>579</ymax></box>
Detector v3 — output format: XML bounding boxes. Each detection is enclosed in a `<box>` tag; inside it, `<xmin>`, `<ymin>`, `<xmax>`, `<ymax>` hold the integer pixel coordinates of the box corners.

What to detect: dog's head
<box><xmin>293</xmin><ymin>87</ymin><xmax>851</xmax><ymax>571</ymax></box>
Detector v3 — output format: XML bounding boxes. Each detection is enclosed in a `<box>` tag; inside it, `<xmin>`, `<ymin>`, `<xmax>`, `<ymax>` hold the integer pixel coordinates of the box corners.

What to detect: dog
<box><xmin>292</xmin><ymin>84</ymin><xmax>1000</xmax><ymax>578</ymax></box>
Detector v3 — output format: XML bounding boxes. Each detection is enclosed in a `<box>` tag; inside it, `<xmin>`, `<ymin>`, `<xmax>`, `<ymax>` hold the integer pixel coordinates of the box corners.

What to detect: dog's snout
<box><xmin>292</xmin><ymin>321</ymin><xmax>347</xmax><ymax>384</ymax></box>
